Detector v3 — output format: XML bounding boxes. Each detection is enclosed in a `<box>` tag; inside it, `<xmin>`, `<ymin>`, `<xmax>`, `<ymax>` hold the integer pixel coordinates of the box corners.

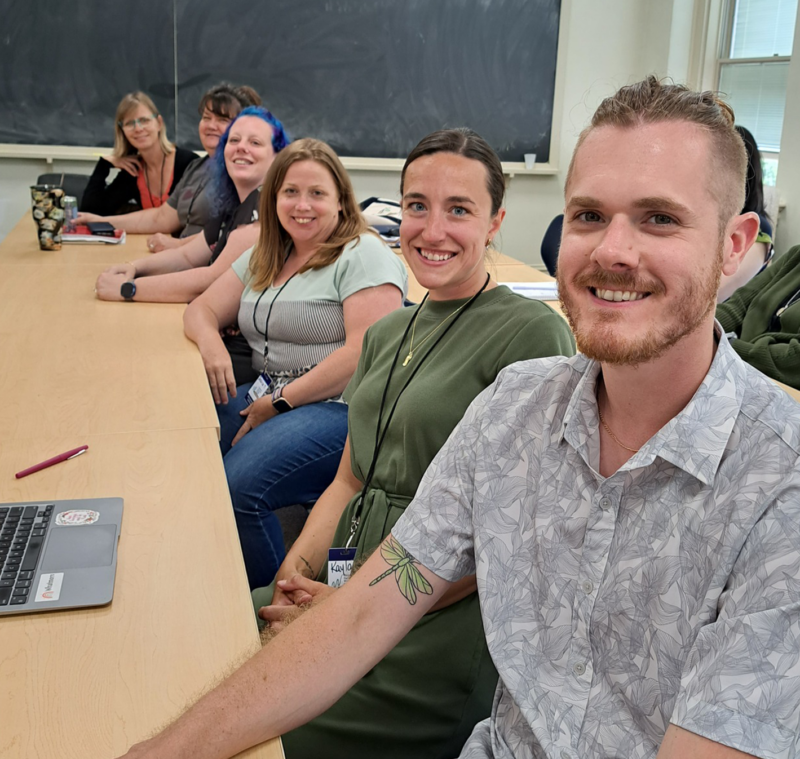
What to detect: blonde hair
<box><xmin>112</xmin><ymin>92</ymin><xmax>174</xmax><ymax>159</ymax></box>
<box><xmin>566</xmin><ymin>76</ymin><xmax>747</xmax><ymax>228</ymax></box>
<box><xmin>249</xmin><ymin>139</ymin><xmax>369</xmax><ymax>292</ymax></box>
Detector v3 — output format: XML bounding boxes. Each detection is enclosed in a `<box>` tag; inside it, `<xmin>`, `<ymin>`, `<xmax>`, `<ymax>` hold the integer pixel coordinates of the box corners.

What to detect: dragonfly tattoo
<box><xmin>369</xmin><ymin>536</ymin><xmax>433</xmax><ymax>605</ymax></box>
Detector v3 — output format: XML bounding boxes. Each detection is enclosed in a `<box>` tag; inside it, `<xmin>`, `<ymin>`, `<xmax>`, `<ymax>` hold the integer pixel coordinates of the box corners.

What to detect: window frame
<box><xmin>717</xmin><ymin>0</ymin><xmax>794</xmax><ymax>64</ymax></box>
<box><xmin>714</xmin><ymin>0</ymin><xmax>795</xmax><ymax>159</ymax></box>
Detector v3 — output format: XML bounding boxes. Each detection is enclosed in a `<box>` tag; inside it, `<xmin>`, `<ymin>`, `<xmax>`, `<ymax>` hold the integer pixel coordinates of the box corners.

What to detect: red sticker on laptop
<box><xmin>55</xmin><ymin>509</ymin><xmax>100</xmax><ymax>526</ymax></box>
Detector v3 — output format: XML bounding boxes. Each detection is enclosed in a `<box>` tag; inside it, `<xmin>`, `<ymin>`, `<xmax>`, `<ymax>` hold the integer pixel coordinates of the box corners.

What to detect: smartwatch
<box><xmin>271</xmin><ymin>385</ymin><xmax>294</xmax><ymax>414</ymax></box>
<box><xmin>120</xmin><ymin>281</ymin><xmax>137</xmax><ymax>301</ymax></box>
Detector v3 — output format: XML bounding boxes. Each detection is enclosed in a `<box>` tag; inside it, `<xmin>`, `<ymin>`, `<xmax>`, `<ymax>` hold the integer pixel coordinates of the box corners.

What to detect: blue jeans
<box><xmin>218</xmin><ymin>384</ymin><xmax>349</xmax><ymax>590</ymax></box>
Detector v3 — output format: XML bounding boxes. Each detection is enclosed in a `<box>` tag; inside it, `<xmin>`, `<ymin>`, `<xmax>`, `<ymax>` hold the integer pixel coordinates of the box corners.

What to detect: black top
<box><xmin>80</xmin><ymin>146</ymin><xmax>197</xmax><ymax>215</ymax></box>
<box><xmin>204</xmin><ymin>188</ymin><xmax>261</xmax><ymax>264</ymax></box>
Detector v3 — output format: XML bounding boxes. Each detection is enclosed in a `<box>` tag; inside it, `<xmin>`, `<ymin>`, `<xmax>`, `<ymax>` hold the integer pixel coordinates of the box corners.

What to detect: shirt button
<box><xmin>573</xmin><ymin>662</ymin><xmax>586</xmax><ymax>676</ymax></box>
<box><xmin>582</xmin><ymin>580</ymin><xmax>594</xmax><ymax>594</ymax></box>
<box><xmin>599</xmin><ymin>497</ymin><xmax>611</xmax><ymax>510</ymax></box>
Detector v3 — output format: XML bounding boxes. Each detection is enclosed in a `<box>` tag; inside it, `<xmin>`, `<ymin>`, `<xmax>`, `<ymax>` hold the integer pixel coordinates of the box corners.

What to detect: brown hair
<box><xmin>401</xmin><ymin>128</ymin><xmax>506</xmax><ymax>215</ymax></box>
<box><xmin>197</xmin><ymin>83</ymin><xmax>262</xmax><ymax>119</ymax></box>
<box><xmin>248</xmin><ymin>139</ymin><xmax>369</xmax><ymax>291</ymax></box>
<box><xmin>565</xmin><ymin>76</ymin><xmax>747</xmax><ymax>227</ymax></box>
<box><xmin>112</xmin><ymin>92</ymin><xmax>173</xmax><ymax>159</ymax></box>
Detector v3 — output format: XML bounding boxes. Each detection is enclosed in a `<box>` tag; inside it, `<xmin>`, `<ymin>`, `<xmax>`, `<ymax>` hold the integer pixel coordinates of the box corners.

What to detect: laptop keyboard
<box><xmin>0</xmin><ymin>504</ymin><xmax>53</xmax><ymax>606</ymax></box>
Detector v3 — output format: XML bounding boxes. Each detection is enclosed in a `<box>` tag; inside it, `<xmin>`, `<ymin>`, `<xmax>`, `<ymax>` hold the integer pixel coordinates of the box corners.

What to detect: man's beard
<box><xmin>557</xmin><ymin>247</ymin><xmax>722</xmax><ymax>366</ymax></box>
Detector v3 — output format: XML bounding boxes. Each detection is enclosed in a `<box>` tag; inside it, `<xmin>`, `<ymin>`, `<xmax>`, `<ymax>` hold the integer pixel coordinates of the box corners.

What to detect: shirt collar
<box><xmin>561</xmin><ymin>322</ymin><xmax>746</xmax><ymax>485</ymax></box>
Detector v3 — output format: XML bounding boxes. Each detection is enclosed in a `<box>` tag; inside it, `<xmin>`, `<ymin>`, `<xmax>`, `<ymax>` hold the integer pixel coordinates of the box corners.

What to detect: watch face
<box><xmin>272</xmin><ymin>397</ymin><xmax>293</xmax><ymax>414</ymax></box>
<box><xmin>121</xmin><ymin>281</ymin><xmax>136</xmax><ymax>300</ymax></box>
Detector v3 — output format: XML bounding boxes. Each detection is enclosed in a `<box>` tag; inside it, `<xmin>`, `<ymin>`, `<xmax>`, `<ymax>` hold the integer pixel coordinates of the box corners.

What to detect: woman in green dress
<box><xmin>254</xmin><ymin>128</ymin><xmax>575</xmax><ymax>758</ymax></box>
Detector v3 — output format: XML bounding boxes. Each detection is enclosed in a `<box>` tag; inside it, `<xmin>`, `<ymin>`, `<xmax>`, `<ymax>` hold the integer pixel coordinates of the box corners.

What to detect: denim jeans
<box><xmin>217</xmin><ymin>385</ymin><xmax>349</xmax><ymax>590</ymax></box>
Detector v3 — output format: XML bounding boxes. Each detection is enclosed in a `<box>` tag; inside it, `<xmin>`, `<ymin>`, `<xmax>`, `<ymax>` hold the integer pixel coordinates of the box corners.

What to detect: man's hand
<box><xmin>259</xmin><ymin>575</ymin><xmax>336</xmax><ymax>633</ymax></box>
<box><xmin>147</xmin><ymin>232</ymin><xmax>181</xmax><ymax>253</ymax></box>
<box><xmin>95</xmin><ymin>271</ymin><xmax>129</xmax><ymax>301</ymax></box>
<box><xmin>231</xmin><ymin>396</ymin><xmax>277</xmax><ymax>445</ymax></box>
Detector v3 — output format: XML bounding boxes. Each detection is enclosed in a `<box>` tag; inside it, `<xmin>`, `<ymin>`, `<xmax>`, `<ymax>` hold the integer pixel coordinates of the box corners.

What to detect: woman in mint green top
<box><xmin>184</xmin><ymin>139</ymin><xmax>406</xmax><ymax>590</ymax></box>
<box><xmin>254</xmin><ymin>129</ymin><xmax>575</xmax><ymax>759</ymax></box>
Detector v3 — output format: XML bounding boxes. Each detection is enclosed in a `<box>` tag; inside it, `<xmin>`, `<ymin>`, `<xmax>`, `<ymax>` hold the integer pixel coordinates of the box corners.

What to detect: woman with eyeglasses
<box><xmin>80</xmin><ymin>91</ymin><xmax>197</xmax><ymax>216</ymax></box>
<box><xmin>77</xmin><ymin>84</ymin><xmax>260</xmax><ymax>245</ymax></box>
<box><xmin>94</xmin><ymin>106</ymin><xmax>290</xmax><ymax>386</ymax></box>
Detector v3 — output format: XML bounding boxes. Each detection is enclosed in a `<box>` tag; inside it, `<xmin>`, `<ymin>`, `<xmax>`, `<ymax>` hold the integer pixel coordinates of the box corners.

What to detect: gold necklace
<box><xmin>597</xmin><ymin>405</ymin><xmax>640</xmax><ymax>454</ymax></box>
<box><xmin>402</xmin><ymin>299</ymin><xmax>470</xmax><ymax>366</ymax></box>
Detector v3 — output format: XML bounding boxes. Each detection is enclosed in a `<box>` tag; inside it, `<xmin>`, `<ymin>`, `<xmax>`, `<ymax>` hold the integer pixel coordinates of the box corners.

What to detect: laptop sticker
<box><xmin>34</xmin><ymin>572</ymin><xmax>64</xmax><ymax>602</ymax></box>
<box><xmin>56</xmin><ymin>509</ymin><xmax>99</xmax><ymax>526</ymax></box>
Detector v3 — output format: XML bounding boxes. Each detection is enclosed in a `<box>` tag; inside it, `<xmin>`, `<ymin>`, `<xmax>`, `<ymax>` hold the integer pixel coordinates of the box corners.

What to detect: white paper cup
<box><xmin>524</xmin><ymin>153</ymin><xmax>537</xmax><ymax>169</ymax></box>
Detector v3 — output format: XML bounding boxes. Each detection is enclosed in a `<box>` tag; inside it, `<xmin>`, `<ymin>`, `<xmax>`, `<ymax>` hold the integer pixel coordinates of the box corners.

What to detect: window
<box><xmin>717</xmin><ymin>0</ymin><xmax>798</xmax><ymax>183</ymax></box>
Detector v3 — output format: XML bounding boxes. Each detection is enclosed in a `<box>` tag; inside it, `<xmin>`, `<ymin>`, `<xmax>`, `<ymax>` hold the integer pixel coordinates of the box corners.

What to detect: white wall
<box><xmin>774</xmin><ymin>0</ymin><xmax>800</xmax><ymax>255</ymax></box>
<box><xmin>0</xmin><ymin>1</ymin><xmax>727</xmax><ymax>267</ymax></box>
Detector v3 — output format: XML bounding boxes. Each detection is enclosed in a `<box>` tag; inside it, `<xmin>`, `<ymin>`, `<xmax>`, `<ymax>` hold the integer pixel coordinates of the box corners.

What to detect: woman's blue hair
<box><xmin>211</xmin><ymin>106</ymin><xmax>290</xmax><ymax>216</ymax></box>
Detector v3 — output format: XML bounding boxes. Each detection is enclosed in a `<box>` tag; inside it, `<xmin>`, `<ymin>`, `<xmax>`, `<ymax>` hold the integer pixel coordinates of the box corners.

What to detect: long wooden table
<box><xmin>0</xmin><ymin>215</ymin><xmax>283</xmax><ymax>758</ymax></box>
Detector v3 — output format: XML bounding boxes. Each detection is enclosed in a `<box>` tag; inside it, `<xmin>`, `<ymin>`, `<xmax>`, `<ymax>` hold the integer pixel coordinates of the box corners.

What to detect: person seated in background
<box><xmin>77</xmin><ymin>83</ymin><xmax>260</xmax><ymax>246</ymax></box>
<box><xmin>717</xmin><ymin>243</ymin><xmax>800</xmax><ymax>389</ymax></box>
<box><xmin>80</xmin><ymin>91</ymin><xmax>197</xmax><ymax>216</ymax></box>
<box><xmin>183</xmin><ymin>138</ymin><xmax>407</xmax><ymax>591</ymax></box>
<box><xmin>717</xmin><ymin>125</ymin><xmax>774</xmax><ymax>302</ymax></box>
<box><xmin>254</xmin><ymin>128</ymin><xmax>575</xmax><ymax>759</ymax></box>
<box><xmin>117</xmin><ymin>78</ymin><xmax>800</xmax><ymax>759</ymax></box>
<box><xmin>94</xmin><ymin>106</ymin><xmax>290</xmax><ymax>385</ymax></box>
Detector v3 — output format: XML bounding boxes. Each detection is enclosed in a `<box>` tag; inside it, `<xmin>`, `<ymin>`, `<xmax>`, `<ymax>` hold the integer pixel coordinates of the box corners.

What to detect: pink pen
<box><xmin>15</xmin><ymin>445</ymin><xmax>89</xmax><ymax>479</ymax></box>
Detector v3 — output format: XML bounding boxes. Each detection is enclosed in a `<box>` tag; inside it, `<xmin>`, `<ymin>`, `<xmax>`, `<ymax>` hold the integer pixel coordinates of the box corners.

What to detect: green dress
<box><xmin>253</xmin><ymin>286</ymin><xmax>575</xmax><ymax>759</ymax></box>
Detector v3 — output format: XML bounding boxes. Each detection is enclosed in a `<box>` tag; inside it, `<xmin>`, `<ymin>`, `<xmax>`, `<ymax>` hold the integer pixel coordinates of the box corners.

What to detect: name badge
<box><xmin>246</xmin><ymin>373</ymin><xmax>272</xmax><ymax>405</ymax></box>
<box><xmin>327</xmin><ymin>547</ymin><xmax>357</xmax><ymax>588</ymax></box>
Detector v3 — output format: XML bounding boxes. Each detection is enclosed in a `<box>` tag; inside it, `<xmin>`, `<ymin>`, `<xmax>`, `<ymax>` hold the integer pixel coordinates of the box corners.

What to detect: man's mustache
<box><xmin>570</xmin><ymin>268</ymin><xmax>666</xmax><ymax>297</ymax></box>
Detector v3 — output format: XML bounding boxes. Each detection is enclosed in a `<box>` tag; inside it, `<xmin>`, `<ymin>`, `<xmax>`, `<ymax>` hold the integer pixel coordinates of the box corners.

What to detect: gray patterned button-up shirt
<box><xmin>393</xmin><ymin>331</ymin><xmax>800</xmax><ymax>759</ymax></box>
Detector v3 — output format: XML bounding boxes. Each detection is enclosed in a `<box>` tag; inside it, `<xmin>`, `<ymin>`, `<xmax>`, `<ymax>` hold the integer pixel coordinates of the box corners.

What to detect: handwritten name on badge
<box><xmin>327</xmin><ymin>547</ymin><xmax>356</xmax><ymax>588</ymax></box>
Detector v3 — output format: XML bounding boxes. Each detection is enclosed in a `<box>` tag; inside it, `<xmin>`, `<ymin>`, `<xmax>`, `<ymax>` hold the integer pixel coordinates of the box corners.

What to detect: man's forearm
<box><xmin>121</xmin><ymin>547</ymin><xmax>441</xmax><ymax>759</ymax></box>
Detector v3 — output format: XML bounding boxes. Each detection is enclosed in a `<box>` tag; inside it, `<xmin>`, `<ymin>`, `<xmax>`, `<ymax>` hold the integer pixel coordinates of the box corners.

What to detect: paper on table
<box><xmin>502</xmin><ymin>281</ymin><xmax>559</xmax><ymax>300</ymax></box>
<box><xmin>62</xmin><ymin>229</ymin><xmax>127</xmax><ymax>245</ymax></box>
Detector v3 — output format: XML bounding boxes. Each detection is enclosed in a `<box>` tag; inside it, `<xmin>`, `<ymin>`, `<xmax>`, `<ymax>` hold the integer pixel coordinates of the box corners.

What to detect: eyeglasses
<box><xmin>119</xmin><ymin>115</ymin><xmax>157</xmax><ymax>131</ymax></box>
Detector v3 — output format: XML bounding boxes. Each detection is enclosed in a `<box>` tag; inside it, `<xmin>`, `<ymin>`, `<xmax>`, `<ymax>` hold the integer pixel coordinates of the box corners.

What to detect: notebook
<box><xmin>0</xmin><ymin>497</ymin><xmax>123</xmax><ymax>615</ymax></box>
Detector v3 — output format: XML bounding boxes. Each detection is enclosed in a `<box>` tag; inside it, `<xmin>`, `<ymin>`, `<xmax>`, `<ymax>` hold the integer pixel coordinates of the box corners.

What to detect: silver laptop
<box><xmin>0</xmin><ymin>497</ymin><xmax>123</xmax><ymax>615</ymax></box>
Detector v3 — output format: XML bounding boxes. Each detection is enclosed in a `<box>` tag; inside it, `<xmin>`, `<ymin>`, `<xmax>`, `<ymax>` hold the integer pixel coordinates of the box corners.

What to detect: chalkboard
<box><xmin>0</xmin><ymin>1</ymin><xmax>176</xmax><ymax>148</ymax></box>
<box><xmin>0</xmin><ymin>0</ymin><xmax>561</xmax><ymax>162</ymax></box>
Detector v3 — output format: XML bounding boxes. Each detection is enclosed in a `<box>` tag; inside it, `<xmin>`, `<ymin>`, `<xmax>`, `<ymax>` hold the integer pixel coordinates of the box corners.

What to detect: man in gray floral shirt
<box><xmin>120</xmin><ymin>79</ymin><xmax>799</xmax><ymax>759</ymax></box>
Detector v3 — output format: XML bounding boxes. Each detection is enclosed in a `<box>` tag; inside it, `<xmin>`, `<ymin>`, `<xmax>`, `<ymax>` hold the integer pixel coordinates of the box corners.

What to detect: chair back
<box><xmin>36</xmin><ymin>173</ymin><xmax>90</xmax><ymax>205</ymax></box>
<box><xmin>540</xmin><ymin>214</ymin><xmax>563</xmax><ymax>277</ymax></box>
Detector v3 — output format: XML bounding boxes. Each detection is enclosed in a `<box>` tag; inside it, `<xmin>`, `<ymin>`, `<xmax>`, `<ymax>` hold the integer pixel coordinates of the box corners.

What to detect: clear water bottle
<box><xmin>63</xmin><ymin>196</ymin><xmax>78</xmax><ymax>232</ymax></box>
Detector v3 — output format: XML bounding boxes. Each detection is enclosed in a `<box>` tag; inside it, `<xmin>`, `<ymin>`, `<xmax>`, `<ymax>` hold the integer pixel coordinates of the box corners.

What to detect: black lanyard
<box><xmin>184</xmin><ymin>158</ymin><xmax>211</xmax><ymax>224</ymax></box>
<box><xmin>251</xmin><ymin>272</ymin><xmax>297</xmax><ymax>375</ymax></box>
<box><xmin>345</xmin><ymin>273</ymin><xmax>491</xmax><ymax>546</ymax></box>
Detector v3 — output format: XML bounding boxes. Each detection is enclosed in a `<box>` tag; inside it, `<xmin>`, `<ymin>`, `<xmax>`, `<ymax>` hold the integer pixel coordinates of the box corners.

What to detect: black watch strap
<box><xmin>120</xmin><ymin>281</ymin><xmax>136</xmax><ymax>301</ymax></box>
